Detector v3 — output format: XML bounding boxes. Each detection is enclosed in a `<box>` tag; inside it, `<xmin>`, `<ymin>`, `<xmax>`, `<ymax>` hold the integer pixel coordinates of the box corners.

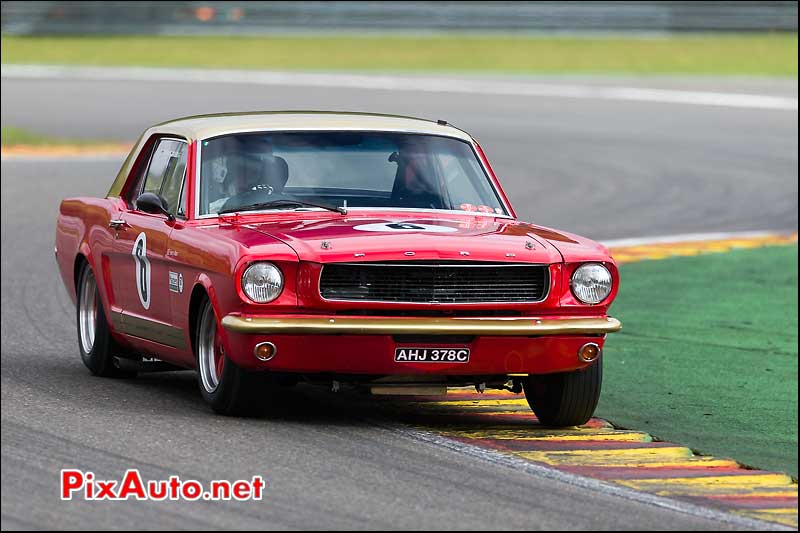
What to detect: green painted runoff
<box><xmin>599</xmin><ymin>244</ymin><xmax>798</xmax><ymax>477</ymax></box>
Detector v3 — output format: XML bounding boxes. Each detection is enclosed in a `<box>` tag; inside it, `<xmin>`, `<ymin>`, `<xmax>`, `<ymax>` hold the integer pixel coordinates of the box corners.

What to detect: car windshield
<box><xmin>198</xmin><ymin>131</ymin><xmax>507</xmax><ymax>216</ymax></box>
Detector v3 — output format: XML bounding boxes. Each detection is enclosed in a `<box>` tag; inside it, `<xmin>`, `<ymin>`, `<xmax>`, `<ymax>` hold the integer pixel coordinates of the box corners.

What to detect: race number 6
<box><xmin>132</xmin><ymin>232</ymin><xmax>151</xmax><ymax>310</ymax></box>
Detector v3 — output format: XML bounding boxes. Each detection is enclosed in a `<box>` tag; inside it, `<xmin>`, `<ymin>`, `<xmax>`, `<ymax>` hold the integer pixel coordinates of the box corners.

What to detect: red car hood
<box><xmin>242</xmin><ymin>213</ymin><xmax>570</xmax><ymax>264</ymax></box>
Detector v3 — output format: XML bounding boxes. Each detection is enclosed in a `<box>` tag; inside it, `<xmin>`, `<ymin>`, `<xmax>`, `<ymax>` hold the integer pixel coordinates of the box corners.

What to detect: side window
<box><xmin>176</xmin><ymin>176</ymin><xmax>188</xmax><ymax>218</ymax></box>
<box><xmin>122</xmin><ymin>138</ymin><xmax>157</xmax><ymax>208</ymax></box>
<box><xmin>159</xmin><ymin>142</ymin><xmax>188</xmax><ymax>217</ymax></box>
<box><xmin>142</xmin><ymin>140</ymin><xmax>176</xmax><ymax>194</ymax></box>
<box><xmin>138</xmin><ymin>138</ymin><xmax>187</xmax><ymax>216</ymax></box>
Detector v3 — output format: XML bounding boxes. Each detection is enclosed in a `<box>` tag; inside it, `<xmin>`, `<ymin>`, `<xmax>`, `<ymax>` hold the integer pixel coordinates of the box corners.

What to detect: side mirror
<box><xmin>136</xmin><ymin>192</ymin><xmax>174</xmax><ymax>221</ymax></box>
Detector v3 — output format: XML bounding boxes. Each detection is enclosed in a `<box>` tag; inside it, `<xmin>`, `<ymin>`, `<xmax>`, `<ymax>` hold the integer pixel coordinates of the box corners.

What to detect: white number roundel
<box><xmin>132</xmin><ymin>232</ymin><xmax>151</xmax><ymax>310</ymax></box>
<box><xmin>352</xmin><ymin>222</ymin><xmax>458</xmax><ymax>233</ymax></box>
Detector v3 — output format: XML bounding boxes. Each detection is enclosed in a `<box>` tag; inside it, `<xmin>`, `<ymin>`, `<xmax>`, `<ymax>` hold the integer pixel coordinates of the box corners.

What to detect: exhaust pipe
<box><xmin>371</xmin><ymin>385</ymin><xmax>447</xmax><ymax>396</ymax></box>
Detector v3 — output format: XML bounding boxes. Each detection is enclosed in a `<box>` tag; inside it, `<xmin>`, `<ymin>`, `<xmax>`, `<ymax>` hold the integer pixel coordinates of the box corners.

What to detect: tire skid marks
<box><xmin>390</xmin><ymin>389</ymin><xmax>798</xmax><ymax>528</ymax></box>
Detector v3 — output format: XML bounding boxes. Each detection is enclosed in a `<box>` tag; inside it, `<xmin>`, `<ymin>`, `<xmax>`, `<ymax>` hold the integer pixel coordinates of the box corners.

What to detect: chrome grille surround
<box><xmin>319</xmin><ymin>262</ymin><xmax>550</xmax><ymax>304</ymax></box>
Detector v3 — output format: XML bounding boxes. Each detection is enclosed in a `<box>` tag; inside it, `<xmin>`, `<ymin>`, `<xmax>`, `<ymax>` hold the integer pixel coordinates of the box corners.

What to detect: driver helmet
<box><xmin>398</xmin><ymin>143</ymin><xmax>435</xmax><ymax>195</ymax></box>
<box><xmin>208</xmin><ymin>154</ymin><xmax>228</xmax><ymax>184</ymax></box>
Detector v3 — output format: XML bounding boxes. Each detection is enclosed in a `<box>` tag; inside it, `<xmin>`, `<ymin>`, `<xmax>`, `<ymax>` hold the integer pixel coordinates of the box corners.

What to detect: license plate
<box><xmin>394</xmin><ymin>347</ymin><xmax>470</xmax><ymax>363</ymax></box>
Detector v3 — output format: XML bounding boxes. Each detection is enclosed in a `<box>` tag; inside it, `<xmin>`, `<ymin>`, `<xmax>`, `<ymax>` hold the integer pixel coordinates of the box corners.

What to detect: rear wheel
<box><xmin>522</xmin><ymin>359</ymin><xmax>602</xmax><ymax>427</ymax></box>
<box><xmin>76</xmin><ymin>263</ymin><xmax>135</xmax><ymax>378</ymax></box>
<box><xmin>195</xmin><ymin>298</ymin><xmax>265</xmax><ymax>416</ymax></box>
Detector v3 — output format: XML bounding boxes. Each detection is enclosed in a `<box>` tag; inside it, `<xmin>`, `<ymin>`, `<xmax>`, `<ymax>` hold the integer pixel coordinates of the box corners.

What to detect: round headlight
<box><xmin>241</xmin><ymin>262</ymin><xmax>284</xmax><ymax>303</ymax></box>
<box><xmin>571</xmin><ymin>263</ymin><xmax>612</xmax><ymax>304</ymax></box>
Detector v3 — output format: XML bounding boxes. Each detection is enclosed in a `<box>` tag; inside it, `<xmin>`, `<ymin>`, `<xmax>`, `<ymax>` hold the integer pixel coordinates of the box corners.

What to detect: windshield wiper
<box><xmin>219</xmin><ymin>199</ymin><xmax>347</xmax><ymax>215</ymax></box>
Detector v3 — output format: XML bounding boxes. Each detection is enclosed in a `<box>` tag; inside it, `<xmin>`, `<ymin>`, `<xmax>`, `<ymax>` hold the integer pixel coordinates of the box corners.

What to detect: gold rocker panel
<box><xmin>111</xmin><ymin>311</ymin><xmax>187</xmax><ymax>350</ymax></box>
<box><xmin>221</xmin><ymin>316</ymin><xmax>622</xmax><ymax>336</ymax></box>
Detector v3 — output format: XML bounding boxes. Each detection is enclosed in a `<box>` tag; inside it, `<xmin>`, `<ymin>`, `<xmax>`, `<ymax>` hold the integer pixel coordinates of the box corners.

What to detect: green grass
<box><xmin>1</xmin><ymin>126</ymin><xmax>59</xmax><ymax>146</ymax></box>
<box><xmin>1</xmin><ymin>34</ymin><xmax>797</xmax><ymax>76</ymax></box>
<box><xmin>0</xmin><ymin>126</ymin><xmax>112</xmax><ymax>146</ymax></box>
<box><xmin>598</xmin><ymin>244</ymin><xmax>798</xmax><ymax>477</ymax></box>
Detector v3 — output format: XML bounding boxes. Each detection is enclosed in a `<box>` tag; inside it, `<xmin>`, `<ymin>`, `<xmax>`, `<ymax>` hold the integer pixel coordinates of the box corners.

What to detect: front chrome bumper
<box><xmin>220</xmin><ymin>315</ymin><xmax>622</xmax><ymax>336</ymax></box>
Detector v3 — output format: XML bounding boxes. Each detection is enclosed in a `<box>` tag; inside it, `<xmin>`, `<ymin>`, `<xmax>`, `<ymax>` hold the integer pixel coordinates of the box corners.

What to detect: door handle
<box><xmin>109</xmin><ymin>219</ymin><xmax>130</xmax><ymax>230</ymax></box>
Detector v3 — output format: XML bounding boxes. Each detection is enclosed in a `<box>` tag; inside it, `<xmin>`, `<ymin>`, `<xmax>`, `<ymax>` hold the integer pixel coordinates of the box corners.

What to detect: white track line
<box><xmin>2</xmin><ymin>64</ymin><xmax>797</xmax><ymax>111</ymax></box>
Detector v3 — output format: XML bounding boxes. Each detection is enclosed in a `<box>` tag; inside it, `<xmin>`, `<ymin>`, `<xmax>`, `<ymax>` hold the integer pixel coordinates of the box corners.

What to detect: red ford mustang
<box><xmin>55</xmin><ymin>111</ymin><xmax>621</xmax><ymax>424</ymax></box>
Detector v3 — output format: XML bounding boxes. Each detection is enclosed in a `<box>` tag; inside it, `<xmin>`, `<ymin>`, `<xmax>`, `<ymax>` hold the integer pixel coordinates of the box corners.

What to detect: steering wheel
<box><xmin>220</xmin><ymin>185</ymin><xmax>283</xmax><ymax>213</ymax></box>
<box><xmin>394</xmin><ymin>191</ymin><xmax>445</xmax><ymax>210</ymax></box>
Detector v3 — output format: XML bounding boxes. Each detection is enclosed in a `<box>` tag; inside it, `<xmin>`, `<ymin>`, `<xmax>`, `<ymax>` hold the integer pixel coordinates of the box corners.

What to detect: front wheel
<box><xmin>522</xmin><ymin>359</ymin><xmax>602</xmax><ymax>427</ymax></box>
<box><xmin>195</xmin><ymin>298</ymin><xmax>266</xmax><ymax>416</ymax></box>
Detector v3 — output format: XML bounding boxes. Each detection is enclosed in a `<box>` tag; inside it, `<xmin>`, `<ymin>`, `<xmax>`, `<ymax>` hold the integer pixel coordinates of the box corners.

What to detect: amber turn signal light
<box><xmin>254</xmin><ymin>342</ymin><xmax>277</xmax><ymax>361</ymax></box>
<box><xmin>577</xmin><ymin>342</ymin><xmax>601</xmax><ymax>363</ymax></box>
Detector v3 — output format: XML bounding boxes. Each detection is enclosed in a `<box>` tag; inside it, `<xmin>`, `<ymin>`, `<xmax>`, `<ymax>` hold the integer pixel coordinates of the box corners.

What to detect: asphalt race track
<box><xmin>2</xmin><ymin>74</ymin><xmax>798</xmax><ymax>238</ymax></box>
<box><xmin>1</xmin><ymin>73</ymin><xmax>797</xmax><ymax>529</ymax></box>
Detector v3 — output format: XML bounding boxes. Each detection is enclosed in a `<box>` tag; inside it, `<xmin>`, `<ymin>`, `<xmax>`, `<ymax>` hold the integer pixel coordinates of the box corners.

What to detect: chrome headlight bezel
<box><xmin>241</xmin><ymin>262</ymin><xmax>284</xmax><ymax>304</ymax></box>
<box><xmin>570</xmin><ymin>263</ymin><xmax>613</xmax><ymax>305</ymax></box>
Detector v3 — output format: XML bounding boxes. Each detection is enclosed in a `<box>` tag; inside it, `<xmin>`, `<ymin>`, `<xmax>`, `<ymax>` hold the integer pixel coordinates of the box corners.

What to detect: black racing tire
<box><xmin>76</xmin><ymin>262</ymin><xmax>136</xmax><ymax>378</ymax></box>
<box><xmin>195</xmin><ymin>298</ymin><xmax>266</xmax><ymax>416</ymax></box>
<box><xmin>522</xmin><ymin>359</ymin><xmax>602</xmax><ymax>427</ymax></box>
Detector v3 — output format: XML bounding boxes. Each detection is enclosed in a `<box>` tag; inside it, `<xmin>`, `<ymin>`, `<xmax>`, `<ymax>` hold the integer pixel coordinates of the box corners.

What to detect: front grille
<box><xmin>319</xmin><ymin>262</ymin><xmax>549</xmax><ymax>304</ymax></box>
